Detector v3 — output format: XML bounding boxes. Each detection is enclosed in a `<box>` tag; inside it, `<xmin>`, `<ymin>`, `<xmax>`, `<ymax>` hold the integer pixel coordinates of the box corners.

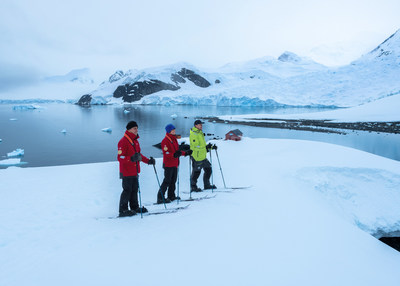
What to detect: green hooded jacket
<box><xmin>190</xmin><ymin>127</ymin><xmax>207</xmax><ymax>161</ymax></box>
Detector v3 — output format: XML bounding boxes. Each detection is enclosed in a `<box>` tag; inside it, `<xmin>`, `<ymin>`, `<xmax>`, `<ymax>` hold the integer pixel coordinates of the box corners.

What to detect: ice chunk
<box><xmin>0</xmin><ymin>158</ymin><xmax>26</xmax><ymax>166</ymax></box>
<box><xmin>12</xmin><ymin>104</ymin><xmax>41</xmax><ymax>110</ymax></box>
<box><xmin>61</xmin><ymin>129</ymin><xmax>67</xmax><ymax>134</ymax></box>
<box><xmin>9</xmin><ymin>118</ymin><xmax>18</xmax><ymax>121</ymax></box>
<box><xmin>123</xmin><ymin>110</ymin><xmax>130</xmax><ymax>114</ymax></box>
<box><xmin>171</xmin><ymin>114</ymin><xmax>178</xmax><ymax>119</ymax></box>
<box><xmin>102</xmin><ymin>127</ymin><xmax>112</xmax><ymax>133</ymax></box>
<box><xmin>7</xmin><ymin>149</ymin><xmax>24</xmax><ymax>157</ymax></box>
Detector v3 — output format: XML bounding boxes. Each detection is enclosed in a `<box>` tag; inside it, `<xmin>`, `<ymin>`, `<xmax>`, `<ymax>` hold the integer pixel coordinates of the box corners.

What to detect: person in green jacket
<box><xmin>189</xmin><ymin>120</ymin><xmax>217</xmax><ymax>192</ymax></box>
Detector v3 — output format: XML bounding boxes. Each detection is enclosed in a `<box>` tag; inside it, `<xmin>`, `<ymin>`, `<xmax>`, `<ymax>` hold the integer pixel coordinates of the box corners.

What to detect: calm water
<box><xmin>0</xmin><ymin>103</ymin><xmax>399</xmax><ymax>168</ymax></box>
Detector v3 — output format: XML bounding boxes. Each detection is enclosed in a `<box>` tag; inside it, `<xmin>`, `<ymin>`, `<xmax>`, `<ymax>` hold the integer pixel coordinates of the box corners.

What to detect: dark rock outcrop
<box><xmin>77</xmin><ymin>94</ymin><xmax>92</xmax><ymax>106</ymax></box>
<box><xmin>177</xmin><ymin>68</ymin><xmax>211</xmax><ymax>88</ymax></box>
<box><xmin>379</xmin><ymin>237</ymin><xmax>400</xmax><ymax>252</ymax></box>
<box><xmin>113</xmin><ymin>80</ymin><xmax>180</xmax><ymax>103</ymax></box>
<box><xmin>171</xmin><ymin>73</ymin><xmax>186</xmax><ymax>84</ymax></box>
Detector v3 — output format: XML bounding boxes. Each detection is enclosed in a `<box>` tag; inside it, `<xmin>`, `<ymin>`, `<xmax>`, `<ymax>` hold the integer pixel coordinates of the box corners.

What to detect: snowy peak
<box><xmin>278</xmin><ymin>51</ymin><xmax>303</xmax><ymax>63</ymax></box>
<box><xmin>356</xmin><ymin>29</ymin><xmax>400</xmax><ymax>63</ymax></box>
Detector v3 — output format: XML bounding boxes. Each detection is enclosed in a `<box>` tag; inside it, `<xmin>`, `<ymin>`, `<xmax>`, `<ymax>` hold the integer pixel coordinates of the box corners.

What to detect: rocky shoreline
<box><xmin>205</xmin><ymin>117</ymin><xmax>400</xmax><ymax>134</ymax></box>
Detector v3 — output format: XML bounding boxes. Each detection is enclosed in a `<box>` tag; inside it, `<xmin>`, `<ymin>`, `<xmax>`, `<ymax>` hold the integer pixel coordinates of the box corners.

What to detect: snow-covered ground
<box><xmin>1</xmin><ymin>138</ymin><xmax>400</xmax><ymax>286</ymax></box>
<box><xmin>219</xmin><ymin>93</ymin><xmax>400</xmax><ymax>123</ymax></box>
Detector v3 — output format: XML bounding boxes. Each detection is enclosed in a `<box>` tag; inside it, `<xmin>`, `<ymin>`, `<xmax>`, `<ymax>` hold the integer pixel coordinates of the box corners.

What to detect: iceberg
<box><xmin>61</xmin><ymin>129</ymin><xmax>67</xmax><ymax>134</ymax></box>
<box><xmin>7</xmin><ymin>148</ymin><xmax>25</xmax><ymax>157</ymax></box>
<box><xmin>0</xmin><ymin>158</ymin><xmax>26</xmax><ymax>166</ymax></box>
<box><xmin>12</xmin><ymin>104</ymin><xmax>42</xmax><ymax>110</ymax></box>
<box><xmin>102</xmin><ymin>127</ymin><xmax>112</xmax><ymax>133</ymax></box>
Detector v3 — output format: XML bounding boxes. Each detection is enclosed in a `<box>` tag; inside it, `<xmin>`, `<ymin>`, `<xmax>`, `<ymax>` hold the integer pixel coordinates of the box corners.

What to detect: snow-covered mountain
<box><xmin>77</xmin><ymin>30</ymin><xmax>400</xmax><ymax>108</ymax></box>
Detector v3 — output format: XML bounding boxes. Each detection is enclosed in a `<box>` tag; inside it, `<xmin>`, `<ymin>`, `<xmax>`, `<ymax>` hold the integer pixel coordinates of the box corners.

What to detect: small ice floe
<box><xmin>171</xmin><ymin>114</ymin><xmax>178</xmax><ymax>119</ymax></box>
<box><xmin>7</xmin><ymin>148</ymin><xmax>24</xmax><ymax>157</ymax></box>
<box><xmin>0</xmin><ymin>158</ymin><xmax>27</xmax><ymax>167</ymax></box>
<box><xmin>12</xmin><ymin>104</ymin><xmax>41</xmax><ymax>110</ymax></box>
<box><xmin>123</xmin><ymin>110</ymin><xmax>130</xmax><ymax>114</ymax></box>
<box><xmin>61</xmin><ymin>129</ymin><xmax>67</xmax><ymax>134</ymax></box>
<box><xmin>9</xmin><ymin>118</ymin><xmax>18</xmax><ymax>121</ymax></box>
<box><xmin>0</xmin><ymin>139</ymin><xmax>2</xmax><ymax>142</ymax></box>
<box><xmin>102</xmin><ymin>127</ymin><xmax>112</xmax><ymax>133</ymax></box>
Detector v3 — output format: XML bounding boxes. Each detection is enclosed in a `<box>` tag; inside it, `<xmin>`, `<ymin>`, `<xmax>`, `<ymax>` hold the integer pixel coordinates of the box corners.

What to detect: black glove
<box><xmin>173</xmin><ymin>150</ymin><xmax>181</xmax><ymax>158</ymax></box>
<box><xmin>212</xmin><ymin>144</ymin><xmax>218</xmax><ymax>150</ymax></box>
<box><xmin>131</xmin><ymin>153</ymin><xmax>142</xmax><ymax>162</ymax></box>
<box><xmin>148</xmin><ymin>157</ymin><xmax>155</xmax><ymax>165</ymax></box>
<box><xmin>206</xmin><ymin>143</ymin><xmax>213</xmax><ymax>150</ymax></box>
<box><xmin>185</xmin><ymin>149</ymin><xmax>193</xmax><ymax>156</ymax></box>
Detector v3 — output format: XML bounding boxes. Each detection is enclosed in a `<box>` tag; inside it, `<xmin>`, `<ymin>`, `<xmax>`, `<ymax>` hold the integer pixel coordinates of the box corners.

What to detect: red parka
<box><xmin>118</xmin><ymin>131</ymin><xmax>149</xmax><ymax>177</ymax></box>
<box><xmin>161</xmin><ymin>133</ymin><xmax>187</xmax><ymax>167</ymax></box>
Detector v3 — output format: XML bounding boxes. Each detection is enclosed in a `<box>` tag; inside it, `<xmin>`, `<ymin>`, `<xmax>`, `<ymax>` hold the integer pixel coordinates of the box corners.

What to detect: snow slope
<box><xmin>1</xmin><ymin>138</ymin><xmax>400</xmax><ymax>286</ymax></box>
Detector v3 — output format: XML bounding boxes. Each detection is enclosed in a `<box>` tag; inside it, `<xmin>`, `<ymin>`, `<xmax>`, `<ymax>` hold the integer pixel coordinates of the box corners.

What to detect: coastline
<box><xmin>205</xmin><ymin>117</ymin><xmax>400</xmax><ymax>134</ymax></box>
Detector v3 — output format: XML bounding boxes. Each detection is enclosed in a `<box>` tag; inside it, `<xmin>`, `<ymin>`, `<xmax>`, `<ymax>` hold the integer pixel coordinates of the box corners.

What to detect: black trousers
<box><xmin>190</xmin><ymin>158</ymin><xmax>212</xmax><ymax>188</ymax></box>
<box><xmin>119</xmin><ymin>176</ymin><xmax>139</xmax><ymax>212</ymax></box>
<box><xmin>159</xmin><ymin>166</ymin><xmax>178</xmax><ymax>199</ymax></box>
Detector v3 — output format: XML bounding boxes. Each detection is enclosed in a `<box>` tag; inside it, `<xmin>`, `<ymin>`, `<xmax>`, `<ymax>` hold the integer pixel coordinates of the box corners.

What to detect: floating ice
<box><xmin>7</xmin><ymin>148</ymin><xmax>24</xmax><ymax>157</ymax></box>
<box><xmin>102</xmin><ymin>127</ymin><xmax>112</xmax><ymax>133</ymax></box>
<box><xmin>61</xmin><ymin>129</ymin><xmax>67</xmax><ymax>134</ymax></box>
<box><xmin>171</xmin><ymin>114</ymin><xmax>178</xmax><ymax>119</ymax></box>
<box><xmin>9</xmin><ymin>118</ymin><xmax>18</xmax><ymax>121</ymax></box>
<box><xmin>123</xmin><ymin>110</ymin><xmax>130</xmax><ymax>114</ymax></box>
<box><xmin>12</xmin><ymin>104</ymin><xmax>41</xmax><ymax>110</ymax></box>
<box><xmin>0</xmin><ymin>158</ymin><xmax>26</xmax><ymax>166</ymax></box>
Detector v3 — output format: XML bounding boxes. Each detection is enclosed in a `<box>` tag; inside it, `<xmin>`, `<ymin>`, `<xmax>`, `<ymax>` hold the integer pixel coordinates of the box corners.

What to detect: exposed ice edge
<box><xmin>0</xmin><ymin>96</ymin><xmax>339</xmax><ymax>108</ymax></box>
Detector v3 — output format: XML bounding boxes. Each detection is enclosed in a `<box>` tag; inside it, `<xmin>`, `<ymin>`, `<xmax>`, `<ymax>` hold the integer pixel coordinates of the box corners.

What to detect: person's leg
<box><xmin>128</xmin><ymin>176</ymin><xmax>139</xmax><ymax>210</ymax></box>
<box><xmin>158</xmin><ymin>167</ymin><xmax>173</xmax><ymax>203</ymax></box>
<box><xmin>120</xmin><ymin>177</ymin><xmax>134</xmax><ymax>214</ymax></box>
<box><xmin>167</xmin><ymin>167</ymin><xmax>178</xmax><ymax>200</ymax></box>
<box><xmin>191</xmin><ymin>159</ymin><xmax>202</xmax><ymax>191</ymax></box>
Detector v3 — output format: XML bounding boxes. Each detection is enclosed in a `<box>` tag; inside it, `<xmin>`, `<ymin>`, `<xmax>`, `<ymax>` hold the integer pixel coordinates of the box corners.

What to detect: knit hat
<box><xmin>165</xmin><ymin>123</ymin><xmax>176</xmax><ymax>133</ymax></box>
<box><xmin>126</xmin><ymin>121</ymin><xmax>138</xmax><ymax>130</ymax></box>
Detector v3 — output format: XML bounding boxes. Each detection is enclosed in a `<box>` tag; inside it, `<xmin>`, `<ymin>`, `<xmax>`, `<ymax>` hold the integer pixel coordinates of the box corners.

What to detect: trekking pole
<box><xmin>209</xmin><ymin>147</ymin><xmax>214</xmax><ymax>193</ymax></box>
<box><xmin>153</xmin><ymin>164</ymin><xmax>167</xmax><ymax>209</ymax></box>
<box><xmin>214</xmin><ymin>148</ymin><xmax>226</xmax><ymax>189</ymax></box>
<box><xmin>177</xmin><ymin>166</ymin><xmax>180</xmax><ymax>204</ymax></box>
<box><xmin>189</xmin><ymin>156</ymin><xmax>192</xmax><ymax>200</ymax></box>
<box><xmin>137</xmin><ymin>175</ymin><xmax>143</xmax><ymax>218</ymax></box>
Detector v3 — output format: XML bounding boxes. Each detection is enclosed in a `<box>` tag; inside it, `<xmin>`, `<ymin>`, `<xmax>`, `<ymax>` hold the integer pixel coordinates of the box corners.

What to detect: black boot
<box><xmin>119</xmin><ymin>209</ymin><xmax>136</xmax><ymax>217</ymax></box>
<box><xmin>191</xmin><ymin>186</ymin><xmax>202</xmax><ymax>192</ymax></box>
<box><xmin>204</xmin><ymin>184</ymin><xmax>217</xmax><ymax>190</ymax></box>
<box><xmin>135</xmin><ymin>206</ymin><xmax>148</xmax><ymax>213</ymax></box>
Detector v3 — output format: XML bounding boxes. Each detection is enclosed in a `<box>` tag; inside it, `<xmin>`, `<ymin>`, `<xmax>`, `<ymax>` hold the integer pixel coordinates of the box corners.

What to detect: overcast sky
<box><xmin>1</xmin><ymin>0</ymin><xmax>400</xmax><ymax>90</ymax></box>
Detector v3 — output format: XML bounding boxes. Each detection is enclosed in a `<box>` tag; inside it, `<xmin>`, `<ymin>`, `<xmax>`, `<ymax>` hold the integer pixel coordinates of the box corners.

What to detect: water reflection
<box><xmin>0</xmin><ymin>103</ymin><xmax>398</xmax><ymax>168</ymax></box>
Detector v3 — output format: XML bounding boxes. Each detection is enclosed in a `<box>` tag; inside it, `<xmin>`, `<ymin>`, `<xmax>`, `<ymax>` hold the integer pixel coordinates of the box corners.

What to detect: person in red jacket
<box><xmin>118</xmin><ymin>121</ymin><xmax>155</xmax><ymax>217</ymax></box>
<box><xmin>157</xmin><ymin>123</ymin><xmax>192</xmax><ymax>204</ymax></box>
